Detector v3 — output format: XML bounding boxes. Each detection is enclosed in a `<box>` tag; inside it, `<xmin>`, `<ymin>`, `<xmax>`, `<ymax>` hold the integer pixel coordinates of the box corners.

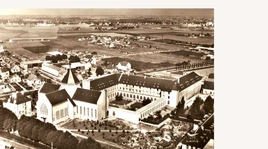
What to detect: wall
<box><xmin>203</xmin><ymin>89</ymin><xmax>214</xmax><ymax>96</ymax></box>
<box><xmin>108</xmin><ymin>107</ymin><xmax>140</xmax><ymax>124</ymax></box>
<box><xmin>52</xmin><ymin>101</ymin><xmax>69</xmax><ymax>125</ymax></box>
<box><xmin>73</xmin><ymin>100</ymin><xmax>98</xmax><ymax>121</ymax></box>
<box><xmin>97</xmin><ymin>91</ymin><xmax>107</xmax><ymax>120</ymax></box>
<box><xmin>36</xmin><ymin>93</ymin><xmax>53</xmax><ymax>123</ymax></box>
<box><xmin>178</xmin><ymin>80</ymin><xmax>202</xmax><ymax>102</ymax></box>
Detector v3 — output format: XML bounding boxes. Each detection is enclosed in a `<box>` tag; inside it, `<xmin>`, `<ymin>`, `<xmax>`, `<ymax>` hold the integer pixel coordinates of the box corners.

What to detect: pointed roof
<box><xmin>72</xmin><ymin>88</ymin><xmax>101</xmax><ymax>104</ymax></box>
<box><xmin>39</xmin><ymin>83</ymin><xmax>61</xmax><ymax>93</ymax></box>
<box><xmin>45</xmin><ymin>89</ymin><xmax>71</xmax><ymax>106</ymax></box>
<box><xmin>61</xmin><ymin>68</ymin><xmax>80</xmax><ymax>85</ymax></box>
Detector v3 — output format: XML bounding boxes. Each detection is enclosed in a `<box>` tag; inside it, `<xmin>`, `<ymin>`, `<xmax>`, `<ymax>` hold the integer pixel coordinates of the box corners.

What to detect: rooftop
<box><xmin>39</xmin><ymin>83</ymin><xmax>61</xmax><ymax>93</ymax></box>
<box><xmin>45</xmin><ymin>89</ymin><xmax>70</xmax><ymax>106</ymax></box>
<box><xmin>72</xmin><ymin>88</ymin><xmax>101</xmax><ymax>104</ymax></box>
<box><xmin>61</xmin><ymin>69</ymin><xmax>80</xmax><ymax>85</ymax></box>
<box><xmin>5</xmin><ymin>93</ymin><xmax>31</xmax><ymax>105</ymax></box>
<box><xmin>203</xmin><ymin>81</ymin><xmax>214</xmax><ymax>90</ymax></box>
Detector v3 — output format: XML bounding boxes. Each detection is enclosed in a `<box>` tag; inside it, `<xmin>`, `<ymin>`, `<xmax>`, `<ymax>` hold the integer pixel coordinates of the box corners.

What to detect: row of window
<box><xmin>77</xmin><ymin>106</ymin><xmax>97</xmax><ymax>119</ymax></box>
<box><xmin>56</xmin><ymin>108</ymin><xmax>68</xmax><ymax>120</ymax></box>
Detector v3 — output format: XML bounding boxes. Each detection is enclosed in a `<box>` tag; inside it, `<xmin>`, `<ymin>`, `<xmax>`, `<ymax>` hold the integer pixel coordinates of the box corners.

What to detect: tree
<box><xmin>176</xmin><ymin>99</ymin><xmax>185</xmax><ymax>116</ymax></box>
<box><xmin>87</xmin><ymin>68</ymin><xmax>92</xmax><ymax>77</ymax></box>
<box><xmin>115</xmin><ymin>94</ymin><xmax>123</xmax><ymax>101</ymax></box>
<box><xmin>69</xmin><ymin>55</ymin><xmax>81</xmax><ymax>63</ymax></box>
<box><xmin>46</xmin><ymin>130</ymin><xmax>63</xmax><ymax>148</ymax></box>
<box><xmin>3</xmin><ymin>111</ymin><xmax>18</xmax><ymax>132</ymax></box>
<box><xmin>32</xmin><ymin>121</ymin><xmax>45</xmax><ymax>142</ymax></box>
<box><xmin>95</xmin><ymin>66</ymin><xmax>104</xmax><ymax>76</ymax></box>
<box><xmin>189</xmin><ymin>96</ymin><xmax>205</xmax><ymax>119</ymax></box>
<box><xmin>142</xmin><ymin>98</ymin><xmax>151</xmax><ymax>106</ymax></box>
<box><xmin>23</xmin><ymin>118</ymin><xmax>41</xmax><ymax>140</ymax></box>
<box><xmin>38</xmin><ymin>122</ymin><xmax>57</xmax><ymax>145</ymax></box>
<box><xmin>58</xmin><ymin>131</ymin><xmax>78</xmax><ymax>149</ymax></box>
<box><xmin>0</xmin><ymin>108</ymin><xmax>11</xmax><ymax>129</ymax></box>
<box><xmin>203</xmin><ymin>96</ymin><xmax>214</xmax><ymax>114</ymax></box>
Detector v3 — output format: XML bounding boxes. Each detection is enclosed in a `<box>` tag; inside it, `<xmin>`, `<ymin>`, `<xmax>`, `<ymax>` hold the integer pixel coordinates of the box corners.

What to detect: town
<box><xmin>0</xmin><ymin>9</ymin><xmax>214</xmax><ymax>149</ymax></box>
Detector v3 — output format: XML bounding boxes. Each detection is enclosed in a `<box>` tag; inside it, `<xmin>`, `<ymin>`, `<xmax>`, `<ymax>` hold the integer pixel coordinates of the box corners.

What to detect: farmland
<box><xmin>0</xmin><ymin>27</ymin><xmax>26</xmax><ymax>41</ymax></box>
<box><xmin>3</xmin><ymin>26</ymin><xmax>58</xmax><ymax>38</ymax></box>
<box><xmin>2</xmin><ymin>25</ymin><xmax>213</xmax><ymax>72</ymax></box>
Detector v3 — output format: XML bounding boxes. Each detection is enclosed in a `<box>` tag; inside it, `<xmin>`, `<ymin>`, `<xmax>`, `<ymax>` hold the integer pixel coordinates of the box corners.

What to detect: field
<box><xmin>0</xmin><ymin>27</ymin><xmax>26</xmax><ymax>41</ymax></box>
<box><xmin>5</xmin><ymin>41</ymin><xmax>52</xmax><ymax>59</ymax></box>
<box><xmin>103</xmin><ymin>57</ymin><xmax>174</xmax><ymax>71</ymax></box>
<box><xmin>151</xmin><ymin>34</ymin><xmax>214</xmax><ymax>45</ymax></box>
<box><xmin>4</xmin><ymin>26</ymin><xmax>58</xmax><ymax>38</ymax></box>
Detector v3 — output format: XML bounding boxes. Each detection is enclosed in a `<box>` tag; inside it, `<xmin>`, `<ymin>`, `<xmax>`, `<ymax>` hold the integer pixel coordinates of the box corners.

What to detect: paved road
<box><xmin>0</xmin><ymin>136</ymin><xmax>35</xmax><ymax>149</ymax></box>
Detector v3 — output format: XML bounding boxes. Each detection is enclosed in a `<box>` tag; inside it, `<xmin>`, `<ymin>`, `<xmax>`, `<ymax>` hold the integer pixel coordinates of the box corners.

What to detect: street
<box><xmin>0</xmin><ymin>136</ymin><xmax>35</xmax><ymax>149</ymax></box>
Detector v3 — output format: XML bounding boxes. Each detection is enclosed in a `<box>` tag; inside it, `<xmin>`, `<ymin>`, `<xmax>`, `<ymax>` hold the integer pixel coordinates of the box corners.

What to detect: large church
<box><xmin>36</xmin><ymin>68</ymin><xmax>107</xmax><ymax>124</ymax></box>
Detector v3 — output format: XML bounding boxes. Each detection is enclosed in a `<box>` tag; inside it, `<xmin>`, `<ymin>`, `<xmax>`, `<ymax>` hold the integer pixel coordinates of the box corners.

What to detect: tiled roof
<box><xmin>178</xmin><ymin>72</ymin><xmax>202</xmax><ymax>91</ymax></box>
<box><xmin>119</xmin><ymin>74</ymin><xmax>176</xmax><ymax>92</ymax></box>
<box><xmin>61</xmin><ymin>69</ymin><xmax>80</xmax><ymax>85</ymax></box>
<box><xmin>72</xmin><ymin>88</ymin><xmax>101</xmax><ymax>104</ymax></box>
<box><xmin>90</xmin><ymin>74</ymin><xmax>119</xmax><ymax>90</ymax></box>
<box><xmin>203</xmin><ymin>81</ymin><xmax>214</xmax><ymax>90</ymax></box>
<box><xmin>45</xmin><ymin>89</ymin><xmax>70</xmax><ymax>106</ymax></box>
<box><xmin>39</xmin><ymin>83</ymin><xmax>61</xmax><ymax>93</ymax></box>
<box><xmin>89</xmin><ymin>73</ymin><xmax>201</xmax><ymax>92</ymax></box>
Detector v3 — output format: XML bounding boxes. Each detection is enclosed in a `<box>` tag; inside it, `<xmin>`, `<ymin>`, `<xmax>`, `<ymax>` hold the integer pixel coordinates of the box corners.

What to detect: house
<box><xmin>3</xmin><ymin>92</ymin><xmax>32</xmax><ymax>118</ymax></box>
<box><xmin>36</xmin><ymin>68</ymin><xmax>107</xmax><ymax>124</ymax></box>
<box><xmin>10</xmin><ymin>74</ymin><xmax>21</xmax><ymax>83</ymax></box>
<box><xmin>181</xmin><ymin>115</ymin><xmax>214</xmax><ymax>149</ymax></box>
<box><xmin>0</xmin><ymin>67</ymin><xmax>10</xmax><ymax>80</ymax></box>
<box><xmin>203</xmin><ymin>73</ymin><xmax>214</xmax><ymax>96</ymax></box>
<box><xmin>117</xmin><ymin>61</ymin><xmax>131</xmax><ymax>71</ymax></box>
<box><xmin>25</xmin><ymin>74</ymin><xmax>42</xmax><ymax>87</ymax></box>
<box><xmin>10</xmin><ymin>64</ymin><xmax>21</xmax><ymax>73</ymax></box>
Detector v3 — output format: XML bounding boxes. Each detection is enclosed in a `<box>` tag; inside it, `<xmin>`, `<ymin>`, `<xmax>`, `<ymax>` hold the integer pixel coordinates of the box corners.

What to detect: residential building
<box><xmin>3</xmin><ymin>92</ymin><xmax>32</xmax><ymax>118</ymax></box>
<box><xmin>116</xmin><ymin>61</ymin><xmax>131</xmax><ymax>71</ymax></box>
<box><xmin>10</xmin><ymin>64</ymin><xmax>21</xmax><ymax>74</ymax></box>
<box><xmin>203</xmin><ymin>73</ymin><xmax>214</xmax><ymax>96</ymax></box>
<box><xmin>10</xmin><ymin>74</ymin><xmax>21</xmax><ymax>83</ymax></box>
<box><xmin>181</xmin><ymin>115</ymin><xmax>214</xmax><ymax>149</ymax></box>
<box><xmin>0</xmin><ymin>67</ymin><xmax>10</xmax><ymax>80</ymax></box>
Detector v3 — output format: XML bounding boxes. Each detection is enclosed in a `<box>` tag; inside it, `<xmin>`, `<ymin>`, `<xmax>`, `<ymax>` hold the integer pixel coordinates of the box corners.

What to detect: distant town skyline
<box><xmin>0</xmin><ymin>9</ymin><xmax>213</xmax><ymax>17</ymax></box>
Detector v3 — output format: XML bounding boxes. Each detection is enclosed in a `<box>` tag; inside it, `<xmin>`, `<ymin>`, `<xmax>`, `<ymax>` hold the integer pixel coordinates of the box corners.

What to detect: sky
<box><xmin>0</xmin><ymin>9</ymin><xmax>213</xmax><ymax>17</ymax></box>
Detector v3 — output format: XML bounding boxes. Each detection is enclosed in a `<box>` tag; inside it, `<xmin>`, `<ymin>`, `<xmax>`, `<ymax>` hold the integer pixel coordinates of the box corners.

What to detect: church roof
<box><xmin>61</xmin><ymin>68</ymin><xmax>80</xmax><ymax>85</ymax></box>
<box><xmin>72</xmin><ymin>88</ymin><xmax>101</xmax><ymax>104</ymax></box>
<box><xmin>45</xmin><ymin>89</ymin><xmax>71</xmax><ymax>106</ymax></box>
<box><xmin>39</xmin><ymin>83</ymin><xmax>61</xmax><ymax>93</ymax></box>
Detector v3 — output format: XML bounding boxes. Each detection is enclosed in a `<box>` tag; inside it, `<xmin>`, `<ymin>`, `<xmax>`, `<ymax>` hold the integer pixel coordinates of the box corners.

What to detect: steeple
<box><xmin>61</xmin><ymin>67</ymin><xmax>80</xmax><ymax>85</ymax></box>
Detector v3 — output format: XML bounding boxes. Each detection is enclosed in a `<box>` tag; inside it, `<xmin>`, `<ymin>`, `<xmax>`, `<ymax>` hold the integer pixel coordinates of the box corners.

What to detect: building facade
<box><xmin>3</xmin><ymin>92</ymin><xmax>32</xmax><ymax>119</ymax></box>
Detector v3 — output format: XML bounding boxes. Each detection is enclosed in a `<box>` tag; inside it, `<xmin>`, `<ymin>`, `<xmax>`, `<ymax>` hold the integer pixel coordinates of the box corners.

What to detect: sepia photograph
<box><xmin>0</xmin><ymin>8</ymin><xmax>214</xmax><ymax>149</ymax></box>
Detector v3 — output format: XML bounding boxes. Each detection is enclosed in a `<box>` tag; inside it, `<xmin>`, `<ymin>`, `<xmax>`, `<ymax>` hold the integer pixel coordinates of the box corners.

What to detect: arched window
<box><xmin>40</xmin><ymin>103</ymin><xmax>48</xmax><ymax>115</ymax></box>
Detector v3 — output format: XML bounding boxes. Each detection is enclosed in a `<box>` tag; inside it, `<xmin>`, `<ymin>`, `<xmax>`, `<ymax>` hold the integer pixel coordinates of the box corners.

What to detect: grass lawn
<box><xmin>128</xmin><ymin>102</ymin><xmax>144</xmax><ymax>111</ymax></box>
<box><xmin>23</xmin><ymin>46</ymin><xmax>50</xmax><ymax>53</ymax></box>
<box><xmin>110</xmin><ymin>99</ymin><xmax>132</xmax><ymax>105</ymax></box>
<box><xmin>61</xmin><ymin>118</ymin><xmax>131</xmax><ymax>130</ymax></box>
